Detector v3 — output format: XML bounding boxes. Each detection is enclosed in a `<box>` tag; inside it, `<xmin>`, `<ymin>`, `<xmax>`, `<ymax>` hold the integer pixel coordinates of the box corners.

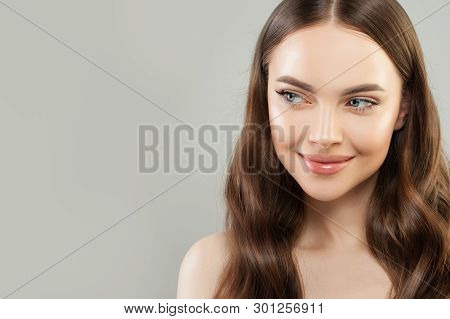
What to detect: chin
<box><xmin>293</xmin><ymin>174</ymin><xmax>351</xmax><ymax>202</ymax></box>
<box><xmin>302</xmin><ymin>187</ymin><xmax>346</xmax><ymax>202</ymax></box>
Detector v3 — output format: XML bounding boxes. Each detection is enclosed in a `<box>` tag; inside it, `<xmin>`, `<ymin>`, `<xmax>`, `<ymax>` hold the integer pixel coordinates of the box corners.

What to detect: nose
<box><xmin>308</xmin><ymin>105</ymin><xmax>343</xmax><ymax>149</ymax></box>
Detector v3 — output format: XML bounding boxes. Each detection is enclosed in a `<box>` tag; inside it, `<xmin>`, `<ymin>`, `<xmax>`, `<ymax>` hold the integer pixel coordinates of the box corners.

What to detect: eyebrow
<box><xmin>276</xmin><ymin>75</ymin><xmax>386</xmax><ymax>95</ymax></box>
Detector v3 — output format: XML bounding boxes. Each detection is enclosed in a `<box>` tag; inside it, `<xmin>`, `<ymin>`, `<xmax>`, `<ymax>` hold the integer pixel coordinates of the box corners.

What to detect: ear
<box><xmin>394</xmin><ymin>90</ymin><xmax>410</xmax><ymax>131</ymax></box>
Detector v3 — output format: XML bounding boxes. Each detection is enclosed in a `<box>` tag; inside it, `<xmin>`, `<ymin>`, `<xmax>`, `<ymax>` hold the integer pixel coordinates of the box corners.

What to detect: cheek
<box><xmin>268</xmin><ymin>95</ymin><xmax>302</xmax><ymax>150</ymax></box>
<box><xmin>269</xmin><ymin>113</ymin><xmax>300</xmax><ymax>152</ymax></box>
<box><xmin>346</xmin><ymin>111</ymin><xmax>396</xmax><ymax>157</ymax></box>
<box><xmin>269</xmin><ymin>112</ymin><xmax>306</xmax><ymax>173</ymax></box>
<box><xmin>268</xmin><ymin>101</ymin><xmax>291</xmax><ymax>148</ymax></box>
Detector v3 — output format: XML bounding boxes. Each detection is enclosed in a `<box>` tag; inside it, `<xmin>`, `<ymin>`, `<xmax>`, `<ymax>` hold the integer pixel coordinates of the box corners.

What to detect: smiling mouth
<box><xmin>299</xmin><ymin>153</ymin><xmax>354</xmax><ymax>175</ymax></box>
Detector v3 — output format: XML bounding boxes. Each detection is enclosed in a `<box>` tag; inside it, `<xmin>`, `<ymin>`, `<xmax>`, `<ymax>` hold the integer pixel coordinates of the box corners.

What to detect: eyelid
<box><xmin>296</xmin><ymin>92</ymin><xmax>379</xmax><ymax>105</ymax></box>
<box><xmin>345</xmin><ymin>94</ymin><xmax>379</xmax><ymax>101</ymax></box>
<box><xmin>278</xmin><ymin>86</ymin><xmax>381</xmax><ymax>100</ymax></box>
<box><xmin>276</xmin><ymin>89</ymin><xmax>380</xmax><ymax>105</ymax></box>
<box><xmin>276</xmin><ymin>89</ymin><xmax>312</xmax><ymax>102</ymax></box>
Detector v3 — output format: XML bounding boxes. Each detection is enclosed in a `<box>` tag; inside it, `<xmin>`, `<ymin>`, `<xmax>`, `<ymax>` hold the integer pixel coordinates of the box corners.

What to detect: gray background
<box><xmin>0</xmin><ymin>0</ymin><xmax>448</xmax><ymax>298</ymax></box>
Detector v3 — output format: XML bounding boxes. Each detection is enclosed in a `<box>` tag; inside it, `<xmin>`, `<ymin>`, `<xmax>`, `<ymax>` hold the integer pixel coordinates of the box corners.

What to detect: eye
<box><xmin>346</xmin><ymin>98</ymin><xmax>379</xmax><ymax>113</ymax></box>
<box><xmin>275</xmin><ymin>90</ymin><xmax>379</xmax><ymax>113</ymax></box>
<box><xmin>275</xmin><ymin>90</ymin><xmax>308</xmax><ymax>107</ymax></box>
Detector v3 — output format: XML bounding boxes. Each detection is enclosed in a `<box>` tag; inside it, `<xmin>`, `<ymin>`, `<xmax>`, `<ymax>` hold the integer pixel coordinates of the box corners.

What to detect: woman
<box><xmin>177</xmin><ymin>0</ymin><xmax>449</xmax><ymax>298</ymax></box>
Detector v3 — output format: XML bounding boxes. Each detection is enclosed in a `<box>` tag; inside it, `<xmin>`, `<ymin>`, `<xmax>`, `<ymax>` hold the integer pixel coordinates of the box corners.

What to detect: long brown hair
<box><xmin>213</xmin><ymin>0</ymin><xmax>449</xmax><ymax>298</ymax></box>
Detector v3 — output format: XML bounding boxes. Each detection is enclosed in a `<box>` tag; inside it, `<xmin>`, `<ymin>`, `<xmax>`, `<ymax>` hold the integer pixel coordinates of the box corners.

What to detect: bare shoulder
<box><xmin>176</xmin><ymin>231</ymin><xmax>230</xmax><ymax>298</ymax></box>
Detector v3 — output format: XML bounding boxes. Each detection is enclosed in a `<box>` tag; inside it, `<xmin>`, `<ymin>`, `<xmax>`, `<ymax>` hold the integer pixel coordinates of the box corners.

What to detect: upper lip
<box><xmin>300</xmin><ymin>154</ymin><xmax>354</xmax><ymax>163</ymax></box>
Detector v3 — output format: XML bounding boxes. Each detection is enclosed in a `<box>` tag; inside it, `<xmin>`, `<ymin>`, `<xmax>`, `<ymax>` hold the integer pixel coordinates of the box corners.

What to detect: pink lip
<box><xmin>300</xmin><ymin>153</ymin><xmax>354</xmax><ymax>175</ymax></box>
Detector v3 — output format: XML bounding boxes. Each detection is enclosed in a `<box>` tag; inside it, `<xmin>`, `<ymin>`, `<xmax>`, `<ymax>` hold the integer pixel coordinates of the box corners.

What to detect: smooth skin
<box><xmin>177</xmin><ymin>21</ymin><xmax>409</xmax><ymax>299</ymax></box>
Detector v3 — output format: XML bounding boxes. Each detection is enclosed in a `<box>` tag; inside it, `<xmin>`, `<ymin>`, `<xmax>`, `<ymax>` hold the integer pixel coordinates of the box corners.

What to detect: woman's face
<box><xmin>267</xmin><ymin>22</ymin><xmax>409</xmax><ymax>202</ymax></box>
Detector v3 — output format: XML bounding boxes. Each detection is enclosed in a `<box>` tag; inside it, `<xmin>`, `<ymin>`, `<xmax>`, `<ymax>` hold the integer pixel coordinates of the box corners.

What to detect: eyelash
<box><xmin>275</xmin><ymin>90</ymin><xmax>379</xmax><ymax>113</ymax></box>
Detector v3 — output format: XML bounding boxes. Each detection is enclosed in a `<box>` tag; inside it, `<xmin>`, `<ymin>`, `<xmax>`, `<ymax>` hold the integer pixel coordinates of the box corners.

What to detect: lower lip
<box><xmin>300</xmin><ymin>154</ymin><xmax>353</xmax><ymax>175</ymax></box>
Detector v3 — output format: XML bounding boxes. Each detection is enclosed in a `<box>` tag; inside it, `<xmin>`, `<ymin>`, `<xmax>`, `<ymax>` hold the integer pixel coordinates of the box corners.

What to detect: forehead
<box><xmin>268</xmin><ymin>22</ymin><xmax>402</xmax><ymax>93</ymax></box>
